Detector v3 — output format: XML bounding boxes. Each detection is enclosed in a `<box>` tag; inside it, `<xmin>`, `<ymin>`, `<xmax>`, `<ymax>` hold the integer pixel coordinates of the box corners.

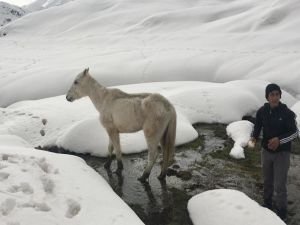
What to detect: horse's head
<box><xmin>66</xmin><ymin>68</ymin><xmax>90</xmax><ymax>102</ymax></box>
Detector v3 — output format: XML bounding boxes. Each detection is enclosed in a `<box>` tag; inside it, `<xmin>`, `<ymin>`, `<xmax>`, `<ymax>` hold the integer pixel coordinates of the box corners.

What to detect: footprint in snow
<box><xmin>0</xmin><ymin>172</ymin><xmax>9</xmax><ymax>181</ymax></box>
<box><xmin>41</xmin><ymin>176</ymin><xmax>55</xmax><ymax>194</ymax></box>
<box><xmin>8</xmin><ymin>182</ymin><xmax>34</xmax><ymax>195</ymax></box>
<box><xmin>2</xmin><ymin>154</ymin><xmax>9</xmax><ymax>161</ymax></box>
<box><xmin>65</xmin><ymin>199</ymin><xmax>81</xmax><ymax>218</ymax></box>
<box><xmin>42</xmin><ymin>118</ymin><xmax>47</xmax><ymax>125</ymax></box>
<box><xmin>37</xmin><ymin>158</ymin><xmax>51</xmax><ymax>173</ymax></box>
<box><xmin>0</xmin><ymin>198</ymin><xmax>16</xmax><ymax>216</ymax></box>
<box><xmin>21</xmin><ymin>201</ymin><xmax>51</xmax><ymax>212</ymax></box>
<box><xmin>40</xmin><ymin>130</ymin><xmax>46</xmax><ymax>136</ymax></box>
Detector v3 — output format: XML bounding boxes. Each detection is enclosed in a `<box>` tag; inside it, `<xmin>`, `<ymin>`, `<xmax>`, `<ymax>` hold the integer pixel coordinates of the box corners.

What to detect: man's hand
<box><xmin>268</xmin><ymin>137</ymin><xmax>280</xmax><ymax>151</ymax></box>
<box><xmin>248</xmin><ymin>137</ymin><xmax>256</xmax><ymax>149</ymax></box>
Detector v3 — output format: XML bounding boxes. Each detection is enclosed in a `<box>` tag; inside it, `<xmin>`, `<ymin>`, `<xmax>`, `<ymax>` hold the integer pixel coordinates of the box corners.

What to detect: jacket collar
<box><xmin>263</xmin><ymin>102</ymin><xmax>286</xmax><ymax>112</ymax></box>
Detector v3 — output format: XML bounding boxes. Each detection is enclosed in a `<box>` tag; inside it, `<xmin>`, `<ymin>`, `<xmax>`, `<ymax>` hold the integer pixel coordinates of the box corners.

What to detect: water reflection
<box><xmin>105</xmin><ymin>168</ymin><xmax>124</xmax><ymax>197</ymax></box>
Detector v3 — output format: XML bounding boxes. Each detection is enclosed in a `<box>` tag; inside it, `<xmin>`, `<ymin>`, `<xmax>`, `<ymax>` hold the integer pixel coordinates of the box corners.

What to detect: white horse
<box><xmin>66</xmin><ymin>68</ymin><xmax>177</xmax><ymax>182</ymax></box>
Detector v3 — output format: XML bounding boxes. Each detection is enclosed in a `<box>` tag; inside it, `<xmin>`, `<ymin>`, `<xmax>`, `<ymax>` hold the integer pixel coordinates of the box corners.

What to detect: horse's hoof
<box><xmin>166</xmin><ymin>167</ymin><xmax>177</xmax><ymax>176</ymax></box>
<box><xmin>138</xmin><ymin>177</ymin><xmax>148</xmax><ymax>183</ymax></box>
<box><xmin>115</xmin><ymin>168</ymin><xmax>123</xmax><ymax>176</ymax></box>
<box><xmin>172</xmin><ymin>164</ymin><xmax>180</xmax><ymax>169</ymax></box>
<box><xmin>104</xmin><ymin>160</ymin><xmax>112</xmax><ymax>169</ymax></box>
<box><xmin>117</xmin><ymin>160</ymin><xmax>123</xmax><ymax>170</ymax></box>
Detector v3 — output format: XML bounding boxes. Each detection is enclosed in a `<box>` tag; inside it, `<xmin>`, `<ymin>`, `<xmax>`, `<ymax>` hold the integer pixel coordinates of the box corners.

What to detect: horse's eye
<box><xmin>74</xmin><ymin>81</ymin><xmax>78</xmax><ymax>85</ymax></box>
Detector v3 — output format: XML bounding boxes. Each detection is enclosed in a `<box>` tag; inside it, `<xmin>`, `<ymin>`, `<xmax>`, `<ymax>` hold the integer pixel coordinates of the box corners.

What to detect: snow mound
<box><xmin>226</xmin><ymin>120</ymin><xmax>254</xmax><ymax>159</ymax></box>
<box><xmin>0</xmin><ymin>146</ymin><xmax>144</xmax><ymax>225</ymax></box>
<box><xmin>0</xmin><ymin>80</ymin><xmax>297</xmax><ymax>157</ymax></box>
<box><xmin>292</xmin><ymin>102</ymin><xmax>300</xmax><ymax>131</ymax></box>
<box><xmin>188</xmin><ymin>189</ymin><xmax>285</xmax><ymax>225</ymax></box>
<box><xmin>0</xmin><ymin>134</ymin><xmax>32</xmax><ymax>148</ymax></box>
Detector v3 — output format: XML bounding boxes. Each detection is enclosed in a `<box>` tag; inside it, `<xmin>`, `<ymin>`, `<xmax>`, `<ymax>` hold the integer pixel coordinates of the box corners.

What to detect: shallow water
<box><xmin>47</xmin><ymin>123</ymin><xmax>300</xmax><ymax>225</ymax></box>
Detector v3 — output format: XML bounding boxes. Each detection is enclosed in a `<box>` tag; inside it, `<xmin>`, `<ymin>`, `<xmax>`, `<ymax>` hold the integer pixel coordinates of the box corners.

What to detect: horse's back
<box><xmin>142</xmin><ymin>93</ymin><xmax>175</xmax><ymax>118</ymax></box>
<box><xmin>109</xmin><ymin>88</ymin><xmax>150</xmax><ymax>100</ymax></box>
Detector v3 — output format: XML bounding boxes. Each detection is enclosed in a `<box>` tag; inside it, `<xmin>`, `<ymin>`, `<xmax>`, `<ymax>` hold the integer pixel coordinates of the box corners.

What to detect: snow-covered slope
<box><xmin>5</xmin><ymin>0</ymin><xmax>300</xmax><ymax>35</ymax></box>
<box><xmin>0</xmin><ymin>1</ymin><xmax>26</xmax><ymax>27</ymax></box>
<box><xmin>24</xmin><ymin>0</ymin><xmax>73</xmax><ymax>12</ymax></box>
<box><xmin>0</xmin><ymin>0</ymin><xmax>300</xmax><ymax>106</ymax></box>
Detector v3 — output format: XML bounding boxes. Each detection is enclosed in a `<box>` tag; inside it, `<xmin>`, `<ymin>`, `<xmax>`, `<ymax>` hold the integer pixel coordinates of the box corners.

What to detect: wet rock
<box><xmin>172</xmin><ymin>164</ymin><xmax>180</xmax><ymax>169</ymax></box>
<box><xmin>176</xmin><ymin>171</ymin><xmax>192</xmax><ymax>181</ymax></box>
<box><xmin>166</xmin><ymin>168</ymin><xmax>177</xmax><ymax>176</ymax></box>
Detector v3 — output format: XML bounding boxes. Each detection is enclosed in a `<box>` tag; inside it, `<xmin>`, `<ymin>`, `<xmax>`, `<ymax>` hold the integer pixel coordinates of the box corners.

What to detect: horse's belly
<box><xmin>112</xmin><ymin>111</ymin><xmax>144</xmax><ymax>133</ymax></box>
<box><xmin>111</xmin><ymin>98</ymin><xmax>146</xmax><ymax>133</ymax></box>
<box><xmin>114</xmin><ymin>119</ymin><xmax>143</xmax><ymax>133</ymax></box>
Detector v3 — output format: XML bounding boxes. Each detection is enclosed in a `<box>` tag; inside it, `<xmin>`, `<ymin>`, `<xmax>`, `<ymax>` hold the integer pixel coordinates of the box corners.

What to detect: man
<box><xmin>250</xmin><ymin>83</ymin><xmax>298</xmax><ymax>221</ymax></box>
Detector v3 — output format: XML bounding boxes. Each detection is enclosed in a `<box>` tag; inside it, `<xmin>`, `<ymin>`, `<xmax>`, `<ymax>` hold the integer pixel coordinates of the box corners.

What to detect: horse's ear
<box><xmin>83</xmin><ymin>68</ymin><xmax>89</xmax><ymax>75</ymax></box>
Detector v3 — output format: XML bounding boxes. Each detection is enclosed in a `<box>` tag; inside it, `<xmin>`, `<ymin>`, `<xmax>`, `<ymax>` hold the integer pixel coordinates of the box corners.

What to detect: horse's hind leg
<box><xmin>158</xmin><ymin>138</ymin><xmax>169</xmax><ymax>180</ymax></box>
<box><xmin>158</xmin><ymin>123</ymin><xmax>173</xmax><ymax>180</ymax></box>
<box><xmin>106</xmin><ymin>128</ymin><xmax>123</xmax><ymax>173</ymax></box>
<box><xmin>139</xmin><ymin>122</ymin><xmax>163</xmax><ymax>182</ymax></box>
<box><xmin>138</xmin><ymin>140</ymin><xmax>159</xmax><ymax>182</ymax></box>
<box><xmin>104</xmin><ymin>139</ymin><xmax>114</xmax><ymax>169</ymax></box>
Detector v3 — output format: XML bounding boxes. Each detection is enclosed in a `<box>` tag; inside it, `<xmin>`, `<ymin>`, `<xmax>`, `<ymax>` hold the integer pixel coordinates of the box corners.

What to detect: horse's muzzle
<box><xmin>66</xmin><ymin>95</ymin><xmax>73</xmax><ymax>102</ymax></box>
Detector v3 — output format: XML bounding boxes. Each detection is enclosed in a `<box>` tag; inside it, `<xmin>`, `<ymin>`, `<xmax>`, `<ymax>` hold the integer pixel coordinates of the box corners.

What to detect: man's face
<box><xmin>267</xmin><ymin>90</ymin><xmax>281</xmax><ymax>108</ymax></box>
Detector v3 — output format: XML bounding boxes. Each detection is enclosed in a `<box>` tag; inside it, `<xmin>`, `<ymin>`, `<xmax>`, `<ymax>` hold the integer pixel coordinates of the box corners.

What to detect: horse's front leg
<box><xmin>104</xmin><ymin>139</ymin><xmax>114</xmax><ymax>169</ymax></box>
<box><xmin>106</xmin><ymin>128</ymin><xmax>123</xmax><ymax>174</ymax></box>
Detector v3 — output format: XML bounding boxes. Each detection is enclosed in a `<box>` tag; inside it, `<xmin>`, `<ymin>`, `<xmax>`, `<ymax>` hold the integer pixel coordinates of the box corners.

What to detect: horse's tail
<box><xmin>161</xmin><ymin>108</ymin><xmax>177</xmax><ymax>168</ymax></box>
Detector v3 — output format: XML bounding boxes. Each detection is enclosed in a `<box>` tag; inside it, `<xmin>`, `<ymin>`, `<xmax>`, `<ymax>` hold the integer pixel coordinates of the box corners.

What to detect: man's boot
<box><xmin>277</xmin><ymin>208</ymin><xmax>287</xmax><ymax>222</ymax></box>
<box><xmin>262</xmin><ymin>199</ymin><xmax>273</xmax><ymax>210</ymax></box>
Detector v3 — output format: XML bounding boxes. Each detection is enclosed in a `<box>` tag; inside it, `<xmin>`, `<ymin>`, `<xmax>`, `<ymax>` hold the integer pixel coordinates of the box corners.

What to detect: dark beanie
<box><xmin>265</xmin><ymin>83</ymin><xmax>281</xmax><ymax>99</ymax></box>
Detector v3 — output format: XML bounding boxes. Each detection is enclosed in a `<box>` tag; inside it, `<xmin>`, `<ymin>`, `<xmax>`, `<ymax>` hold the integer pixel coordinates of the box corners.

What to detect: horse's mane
<box><xmin>107</xmin><ymin>88</ymin><xmax>151</xmax><ymax>99</ymax></box>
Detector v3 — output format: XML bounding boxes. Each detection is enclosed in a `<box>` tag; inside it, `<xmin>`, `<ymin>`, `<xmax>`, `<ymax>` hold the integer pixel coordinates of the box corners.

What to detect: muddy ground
<box><xmin>46</xmin><ymin>123</ymin><xmax>300</xmax><ymax>225</ymax></box>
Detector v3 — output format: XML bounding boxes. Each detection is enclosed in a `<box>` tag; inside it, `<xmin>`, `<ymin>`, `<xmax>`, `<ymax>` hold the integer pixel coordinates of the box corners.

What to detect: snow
<box><xmin>1</xmin><ymin>0</ymin><xmax>300</xmax><ymax>224</ymax></box>
<box><xmin>24</xmin><ymin>0</ymin><xmax>73</xmax><ymax>11</ymax></box>
<box><xmin>292</xmin><ymin>101</ymin><xmax>300</xmax><ymax>127</ymax></box>
<box><xmin>0</xmin><ymin>135</ymin><xmax>31</xmax><ymax>147</ymax></box>
<box><xmin>2</xmin><ymin>1</ymin><xmax>35</xmax><ymax>7</ymax></box>
<box><xmin>0</xmin><ymin>146</ymin><xmax>144</xmax><ymax>225</ymax></box>
<box><xmin>188</xmin><ymin>189</ymin><xmax>286</xmax><ymax>225</ymax></box>
<box><xmin>0</xmin><ymin>1</ymin><xmax>26</xmax><ymax>26</ymax></box>
<box><xmin>226</xmin><ymin>120</ymin><xmax>254</xmax><ymax>159</ymax></box>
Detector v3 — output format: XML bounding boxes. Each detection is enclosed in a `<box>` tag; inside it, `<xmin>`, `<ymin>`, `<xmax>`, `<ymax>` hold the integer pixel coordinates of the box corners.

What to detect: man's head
<box><xmin>265</xmin><ymin>83</ymin><xmax>281</xmax><ymax>108</ymax></box>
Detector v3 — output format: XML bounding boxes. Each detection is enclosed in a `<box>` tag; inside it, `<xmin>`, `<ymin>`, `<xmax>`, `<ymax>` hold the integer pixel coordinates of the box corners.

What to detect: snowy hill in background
<box><xmin>5</xmin><ymin>0</ymin><xmax>300</xmax><ymax>35</ymax></box>
<box><xmin>0</xmin><ymin>1</ymin><xmax>26</xmax><ymax>26</ymax></box>
<box><xmin>0</xmin><ymin>0</ymin><xmax>300</xmax><ymax>106</ymax></box>
<box><xmin>24</xmin><ymin>0</ymin><xmax>73</xmax><ymax>12</ymax></box>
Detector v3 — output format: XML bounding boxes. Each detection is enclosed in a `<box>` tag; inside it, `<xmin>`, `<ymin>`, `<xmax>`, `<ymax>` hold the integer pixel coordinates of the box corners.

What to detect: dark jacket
<box><xmin>252</xmin><ymin>102</ymin><xmax>298</xmax><ymax>153</ymax></box>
